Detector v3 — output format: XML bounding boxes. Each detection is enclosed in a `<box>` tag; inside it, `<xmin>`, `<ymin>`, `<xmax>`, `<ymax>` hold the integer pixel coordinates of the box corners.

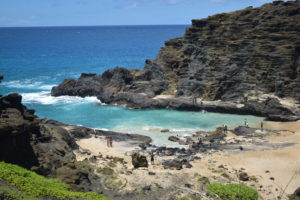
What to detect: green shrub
<box><xmin>206</xmin><ymin>183</ymin><xmax>258</xmax><ymax>200</ymax></box>
<box><xmin>0</xmin><ymin>161</ymin><xmax>110</xmax><ymax>200</ymax></box>
<box><xmin>288</xmin><ymin>194</ymin><xmax>300</xmax><ymax>200</ymax></box>
<box><xmin>179</xmin><ymin>194</ymin><xmax>202</xmax><ymax>200</ymax></box>
<box><xmin>0</xmin><ymin>187</ymin><xmax>36</xmax><ymax>200</ymax></box>
<box><xmin>104</xmin><ymin>175</ymin><xmax>125</xmax><ymax>189</ymax></box>
<box><xmin>97</xmin><ymin>167</ymin><xmax>114</xmax><ymax>175</ymax></box>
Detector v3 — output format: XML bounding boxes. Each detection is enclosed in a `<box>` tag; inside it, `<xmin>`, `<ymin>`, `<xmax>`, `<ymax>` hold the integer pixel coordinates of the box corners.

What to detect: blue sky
<box><xmin>0</xmin><ymin>0</ymin><xmax>274</xmax><ymax>27</ymax></box>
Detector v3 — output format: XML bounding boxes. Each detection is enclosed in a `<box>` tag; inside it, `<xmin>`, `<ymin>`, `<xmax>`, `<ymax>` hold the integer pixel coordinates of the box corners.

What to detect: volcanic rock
<box><xmin>131</xmin><ymin>153</ymin><xmax>148</xmax><ymax>168</ymax></box>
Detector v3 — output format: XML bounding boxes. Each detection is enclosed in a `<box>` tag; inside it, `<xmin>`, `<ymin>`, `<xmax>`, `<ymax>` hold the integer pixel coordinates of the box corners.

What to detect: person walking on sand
<box><xmin>150</xmin><ymin>153</ymin><xmax>155</xmax><ymax>165</ymax></box>
<box><xmin>109</xmin><ymin>136</ymin><xmax>113</xmax><ymax>148</ymax></box>
<box><xmin>261</xmin><ymin>121</ymin><xmax>264</xmax><ymax>131</ymax></box>
<box><xmin>224</xmin><ymin>125</ymin><xmax>228</xmax><ymax>134</ymax></box>
<box><xmin>98</xmin><ymin>152</ymin><xmax>103</xmax><ymax>159</ymax></box>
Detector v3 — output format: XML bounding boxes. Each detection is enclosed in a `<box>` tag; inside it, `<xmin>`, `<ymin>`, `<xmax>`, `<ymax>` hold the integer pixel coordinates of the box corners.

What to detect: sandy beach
<box><xmin>74</xmin><ymin>120</ymin><xmax>300</xmax><ymax>199</ymax></box>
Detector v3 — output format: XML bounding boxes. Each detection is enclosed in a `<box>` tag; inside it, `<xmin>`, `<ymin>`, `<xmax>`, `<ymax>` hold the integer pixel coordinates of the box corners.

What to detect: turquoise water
<box><xmin>22</xmin><ymin>92</ymin><xmax>263</xmax><ymax>146</ymax></box>
<box><xmin>0</xmin><ymin>25</ymin><xmax>264</xmax><ymax>146</ymax></box>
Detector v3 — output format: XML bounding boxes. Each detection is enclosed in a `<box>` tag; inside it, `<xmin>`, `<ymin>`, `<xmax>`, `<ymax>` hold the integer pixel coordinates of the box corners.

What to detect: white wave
<box><xmin>142</xmin><ymin>126</ymin><xmax>163</xmax><ymax>131</ymax></box>
<box><xmin>170</xmin><ymin>128</ymin><xmax>197</xmax><ymax>133</ymax></box>
<box><xmin>20</xmin><ymin>91</ymin><xmax>102</xmax><ymax>105</ymax></box>
<box><xmin>2</xmin><ymin>80</ymin><xmax>54</xmax><ymax>90</ymax></box>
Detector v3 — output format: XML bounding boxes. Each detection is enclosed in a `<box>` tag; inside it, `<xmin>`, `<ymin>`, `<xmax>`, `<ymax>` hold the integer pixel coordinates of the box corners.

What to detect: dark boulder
<box><xmin>168</xmin><ymin>136</ymin><xmax>180</xmax><ymax>142</ymax></box>
<box><xmin>162</xmin><ymin>159</ymin><xmax>191</xmax><ymax>170</ymax></box>
<box><xmin>239</xmin><ymin>172</ymin><xmax>249</xmax><ymax>181</ymax></box>
<box><xmin>233</xmin><ymin>126</ymin><xmax>258</xmax><ymax>136</ymax></box>
<box><xmin>131</xmin><ymin>153</ymin><xmax>148</xmax><ymax>168</ymax></box>
<box><xmin>293</xmin><ymin>187</ymin><xmax>300</xmax><ymax>197</ymax></box>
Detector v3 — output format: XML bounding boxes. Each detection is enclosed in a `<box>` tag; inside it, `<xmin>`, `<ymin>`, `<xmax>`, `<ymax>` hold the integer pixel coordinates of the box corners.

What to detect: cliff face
<box><xmin>52</xmin><ymin>1</ymin><xmax>300</xmax><ymax>120</ymax></box>
<box><xmin>150</xmin><ymin>1</ymin><xmax>300</xmax><ymax>100</ymax></box>
<box><xmin>0</xmin><ymin>93</ymin><xmax>94</xmax><ymax>191</ymax></box>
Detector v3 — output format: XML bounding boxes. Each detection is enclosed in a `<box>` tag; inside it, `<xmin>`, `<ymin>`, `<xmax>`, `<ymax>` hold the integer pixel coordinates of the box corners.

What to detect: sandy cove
<box><xmin>75</xmin><ymin>120</ymin><xmax>300</xmax><ymax>200</ymax></box>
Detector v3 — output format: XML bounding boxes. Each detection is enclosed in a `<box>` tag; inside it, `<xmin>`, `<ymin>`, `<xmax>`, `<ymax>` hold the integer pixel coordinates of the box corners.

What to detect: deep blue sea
<box><xmin>0</xmin><ymin>25</ymin><xmax>263</xmax><ymax>146</ymax></box>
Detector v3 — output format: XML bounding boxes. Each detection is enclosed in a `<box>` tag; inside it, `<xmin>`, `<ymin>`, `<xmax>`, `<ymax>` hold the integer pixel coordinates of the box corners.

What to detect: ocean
<box><xmin>0</xmin><ymin>25</ymin><xmax>263</xmax><ymax>146</ymax></box>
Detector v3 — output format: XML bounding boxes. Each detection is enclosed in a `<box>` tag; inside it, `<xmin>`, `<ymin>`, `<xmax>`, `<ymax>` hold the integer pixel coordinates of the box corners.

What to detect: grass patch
<box><xmin>107</xmin><ymin>161</ymin><xmax>117</xmax><ymax>168</ymax></box>
<box><xmin>97</xmin><ymin>167</ymin><xmax>114</xmax><ymax>175</ymax></box>
<box><xmin>104</xmin><ymin>175</ymin><xmax>125</xmax><ymax>189</ymax></box>
<box><xmin>179</xmin><ymin>194</ymin><xmax>202</xmax><ymax>200</ymax></box>
<box><xmin>0</xmin><ymin>161</ymin><xmax>110</xmax><ymax>200</ymax></box>
<box><xmin>211</xmin><ymin>168</ymin><xmax>223</xmax><ymax>174</ymax></box>
<box><xmin>288</xmin><ymin>194</ymin><xmax>300</xmax><ymax>200</ymax></box>
<box><xmin>0</xmin><ymin>187</ymin><xmax>37</xmax><ymax>200</ymax></box>
<box><xmin>197</xmin><ymin>176</ymin><xmax>210</xmax><ymax>184</ymax></box>
<box><xmin>249</xmin><ymin>176</ymin><xmax>258</xmax><ymax>182</ymax></box>
<box><xmin>206</xmin><ymin>183</ymin><xmax>258</xmax><ymax>200</ymax></box>
<box><xmin>221</xmin><ymin>172</ymin><xmax>230</xmax><ymax>179</ymax></box>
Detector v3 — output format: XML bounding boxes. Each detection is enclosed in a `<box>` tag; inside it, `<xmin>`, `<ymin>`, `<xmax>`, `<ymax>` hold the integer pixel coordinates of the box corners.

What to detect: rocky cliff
<box><xmin>156</xmin><ymin>1</ymin><xmax>300</xmax><ymax>101</ymax></box>
<box><xmin>0</xmin><ymin>93</ymin><xmax>151</xmax><ymax>194</ymax></box>
<box><xmin>52</xmin><ymin>1</ymin><xmax>300</xmax><ymax>120</ymax></box>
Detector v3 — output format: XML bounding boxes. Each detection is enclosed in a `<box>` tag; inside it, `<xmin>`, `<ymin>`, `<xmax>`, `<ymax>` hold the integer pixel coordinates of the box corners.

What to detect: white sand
<box><xmin>75</xmin><ymin>120</ymin><xmax>300</xmax><ymax>199</ymax></box>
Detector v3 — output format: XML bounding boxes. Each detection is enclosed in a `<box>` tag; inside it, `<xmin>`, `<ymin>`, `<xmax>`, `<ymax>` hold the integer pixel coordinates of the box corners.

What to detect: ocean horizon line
<box><xmin>0</xmin><ymin>24</ymin><xmax>190</xmax><ymax>29</ymax></box>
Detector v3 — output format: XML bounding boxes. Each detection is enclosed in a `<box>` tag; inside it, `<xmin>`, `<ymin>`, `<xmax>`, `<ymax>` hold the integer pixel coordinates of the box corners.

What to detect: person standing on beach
<box><xmin>224</xmin><ymin>125</ymin><xmax>228</xmax><ymax>134</ymax></box>
<box><xmin>261</xmin><ymin>121</ymin><xmax>264</xmax><ymax>131</ymax></box>
<box><xmin>109</xmin><ymin>136</ymin><xmax>113</xmax><ymax>148</ymax></box>
<box><xmin>244</xmin><ymin>119</ymin><xmax>247</xmax><ymax>126</ymax></box>
<box><xmin>150</xmin><ymin>153</ymin><xmax>155</xmax><ymax>165</ymax></box>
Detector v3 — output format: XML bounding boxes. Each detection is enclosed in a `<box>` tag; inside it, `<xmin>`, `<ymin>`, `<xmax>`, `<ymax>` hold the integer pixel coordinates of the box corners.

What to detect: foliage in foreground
<box><xmin>206</xmin><ymin>183</ymin><xmax>258</xmax><ymax>200</ymax></box>
<box><xmin>0</xmin><ymin>161</ymin><xmax>110</xmax><ymax>200</ymax></box>
<box><xmin>288</xmin><ymin>194</ymin><xmax>300</xmax><ymax>200</ymax></box>
<box><xmin>0</xmin><ymin>187</ymin><xmax>37</xmax><ymax>200</ymax></box>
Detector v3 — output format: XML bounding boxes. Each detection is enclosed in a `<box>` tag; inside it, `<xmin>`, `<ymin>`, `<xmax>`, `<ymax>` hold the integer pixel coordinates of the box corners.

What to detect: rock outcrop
<box><xmin>0</xmin><ymin>93</ymin><xmax>94</xmax><ymax>191</ymax></box>
<box><xmin>131</xmin><ymin>153</ymin><xmax>148</xmax><ymax>168</ymax></box>
<box><xmin>52</xmin><ymin>1</ymin><xmax>300</xmax><ymax>120</ymax></box>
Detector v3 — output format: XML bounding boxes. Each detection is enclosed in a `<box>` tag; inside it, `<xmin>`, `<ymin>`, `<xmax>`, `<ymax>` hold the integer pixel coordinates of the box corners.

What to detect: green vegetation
<box><xmin>104</xmin><ymin>175</ymin><xmax>125</xmax><ymax>189</ymax></box>
<box><xmin>179</xmin><ymin>194</ymin><xmax>202</xmax><ymax>200</ymax></box>
<box><xmin>197</xmin><ymin>176</ymin><xmax>210</xmax><ymax>184</ymax></box>
<box><xmin>0</xmin><ymin>161</ymin><xmax>110</xmax><ymax>200</ymax></box>
<box><xmin>97</xmin><ymin>167</ymin><xmax>114</xmax><ymax>175</ymax></box>
<box><xmin>0</xmin><ymin>187</ymin><xmax>36</xmax><ymax>200</ymax></box>
<box><xmin>210</xmin><ymin>168</ymin><xmax>223</xmax><ymax>174</ymax></box>
<box><xmin>288</xmin><ymin>194</ymin><xmax>300</xmax><ymax>200</ymax></box>
<box><xmin>249</xmin><ymin>176</ymin><xmax>258</xmax><ymax>182</ymax></box>
<box><xmin>107</xmin><ymin>161</ymin><xmax>117</xmax><ymax>168</ymax></box>
<box><xmin>206</xmin><ymin>183</ymin><xmax>258</xmax><ymax>200</ymax></box>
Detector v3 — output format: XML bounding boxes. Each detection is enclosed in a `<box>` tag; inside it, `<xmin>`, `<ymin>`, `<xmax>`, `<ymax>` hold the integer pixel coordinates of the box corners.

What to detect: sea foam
<box><xmin>2</xmin><ymin>80</ymin><xmax>54</xmax><ymax>90</ymax></box>
<box><xmin>21</xmin><ymin>91</ymin><xmax>102</xmax><ymax>105</ymax></box>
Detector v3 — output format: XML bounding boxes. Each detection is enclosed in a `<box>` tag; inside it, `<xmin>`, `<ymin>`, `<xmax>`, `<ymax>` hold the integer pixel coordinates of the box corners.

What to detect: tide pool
<box><xmin>22</xmin><ymin>92</ymin><xmax>264</xmax><ymax>147</ymax></box>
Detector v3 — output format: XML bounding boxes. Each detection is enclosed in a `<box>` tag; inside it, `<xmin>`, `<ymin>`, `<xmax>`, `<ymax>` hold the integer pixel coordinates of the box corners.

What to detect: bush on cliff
<box><xmin>206</xmin><ymin>183</ymin><xmax>258</xmax><ymax>200</ymax></box>
<box><xmin>0</xmin><ymin>161</ymin><xmax>110</xmax><ymax>200</ymax></box>
<box><xmin>0</xmin><ymin>187</ymin><xmax>37</xmax><ymax>200</ymax></box>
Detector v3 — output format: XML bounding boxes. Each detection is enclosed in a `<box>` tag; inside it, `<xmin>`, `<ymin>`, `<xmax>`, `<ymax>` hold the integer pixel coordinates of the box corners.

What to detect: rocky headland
<box><xmin>0</xmin><ymin>92</ymin><xmax>151</xmax><ymax>197</ymax></box>
<box><xmin>52</xmin><ymin>1</ymin><xmax>300</xmax><ymax>121</ymax></box>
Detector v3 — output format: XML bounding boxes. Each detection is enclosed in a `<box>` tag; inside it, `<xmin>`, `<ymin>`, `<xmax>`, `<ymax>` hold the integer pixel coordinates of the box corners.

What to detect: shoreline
<box><xmin>73</xmin><ymin>119</ymin><xmax>300</xmax><ymax>199</ymax></box>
